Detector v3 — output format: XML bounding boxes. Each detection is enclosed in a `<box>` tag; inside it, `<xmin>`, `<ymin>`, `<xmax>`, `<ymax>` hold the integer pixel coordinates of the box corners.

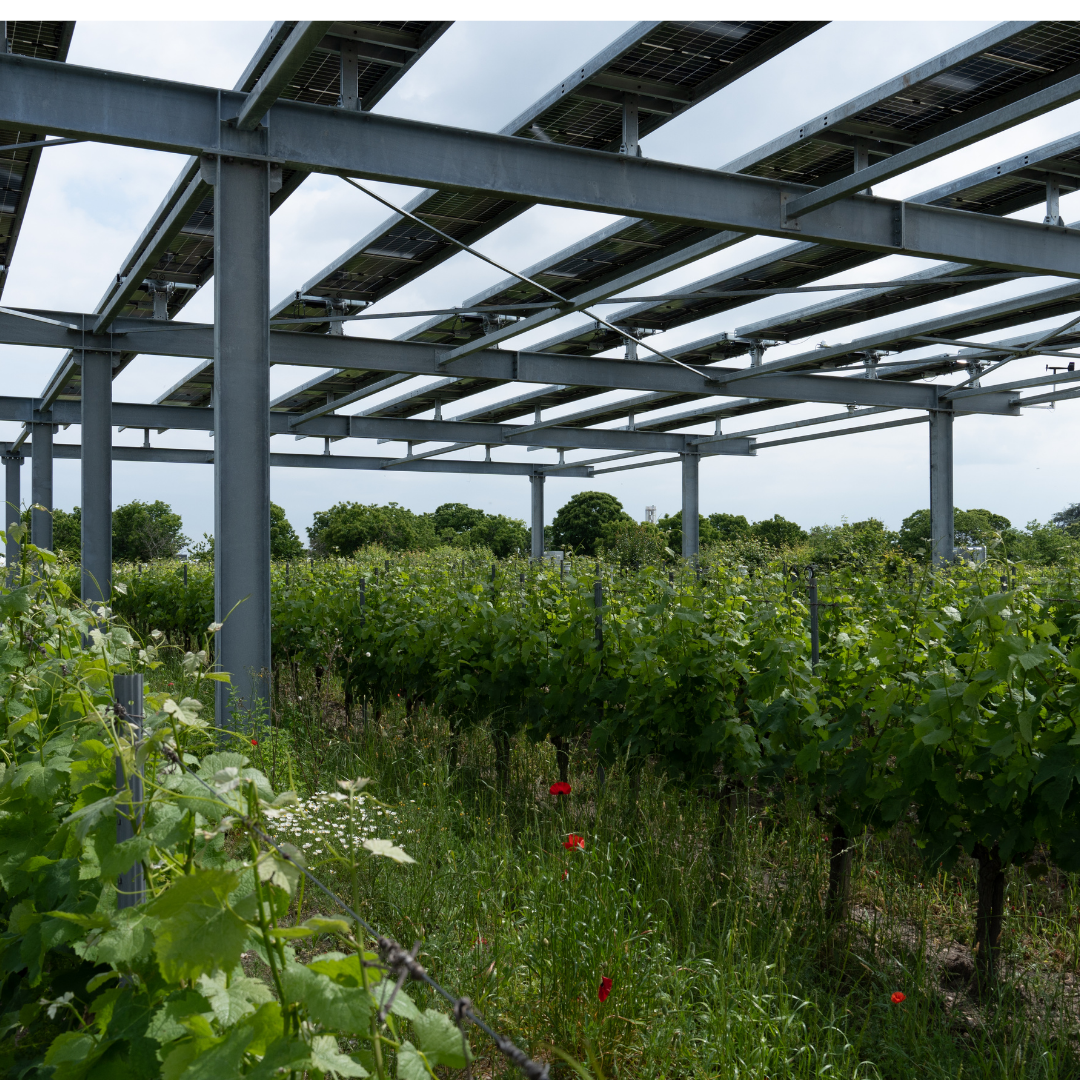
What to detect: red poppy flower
<box><xmin>891</xmin><ymin>991</ymin><xmax>906</xmax><ymax>1004</ymax></box>
<box><xmin>598</xmin><ymin>977</ymin><xmax>612</xmax><ymax>1003</ymax></box>
<box><xmin>250</xmin><ymin>738</ymin><xmax>258</xmax><ymax>746</ymax></box>
<box><xmin>561</xmin><ymin>869</ymin><xmax>569</xmax><ymax>881</ymax></box>
<box><xmin>549</xmin><ymin>781</ymin><xmax>572</xmax><ymax>796</ymax></box>
<box><xmin>563</xmin><ymin>833</ymin><xmax>585</xmax><ymax>850</ymax></box>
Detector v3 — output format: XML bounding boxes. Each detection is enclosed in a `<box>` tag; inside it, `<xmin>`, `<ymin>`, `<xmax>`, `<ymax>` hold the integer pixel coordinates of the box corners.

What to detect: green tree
<box><xmin>112</xmin><ymin>500</ymin><xmax>188</xmax><ymax>562</ymax></box>
<box><xmin>550</xmin><ymin>491</ymin><xmax>632</xmax><ymax>556</ymax></box>
<box><xmin>466</xmin><ymin>513</ymin><xmax>529</xmax><ymax>557</ymax></box>
<box><xmin>656</xmin><ymin>511</ymin><xmax>718</xmax><ymax>553</ymax></box>
<box><xmin>432</xmin><ymin>502</ymin><xmax>486</xmax><ymax>536</ymax></box>
<box><xmin>807</xmin><ymin>518</ymin><xmax>897</xmax><ymax>565</ymax></box>
<box><xmin>270</xmin><ymin>502</ymin><xmax>304</xmax><ymax>559</ymax></box>
<box><xmin>751</xmin><ymin>514</ymin><xmax>806</xmax><ymax>548</ymax></box>
<box><xmin>308</xmin><ymin>501</ymin><xmax>435</xmax><ymax>556</ymax></box>
<box><xmin>899</xmin><ymin>507</ymin><xmax>1012</xmax><ymax>558</ymax></box>
<box><xmin>21</xmin><ymin>505</ymin><xmax>81</xmax><ymax>556</ymax></box>
<box><xmin>708</xmin><ymin>512</ymin><xmax>750</xmax><ymax>541</ymax></box>
<box><xmin>1051</xmin><ymin>501</ymin><xmax>1080</xmax><ymax>536</ymax></box>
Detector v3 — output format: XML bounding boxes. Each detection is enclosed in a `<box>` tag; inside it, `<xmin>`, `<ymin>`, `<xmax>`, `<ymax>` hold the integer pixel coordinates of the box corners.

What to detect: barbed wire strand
<box><xmin>147</xmin><ymin>736</ymin><xmax>550</xmax><ymax>1080</ymax></box>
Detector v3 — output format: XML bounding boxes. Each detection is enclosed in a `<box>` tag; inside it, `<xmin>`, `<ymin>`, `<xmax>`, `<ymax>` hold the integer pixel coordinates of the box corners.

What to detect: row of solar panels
<box><xmin>20</xmin><ymin>20</ymin><xmax>1080</xmax><ymax>464</ymax></box>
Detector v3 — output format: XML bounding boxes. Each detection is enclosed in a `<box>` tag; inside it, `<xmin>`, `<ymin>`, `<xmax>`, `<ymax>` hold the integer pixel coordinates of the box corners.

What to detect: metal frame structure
<box><xmin>3</xmin><ymin>20</ymin><xmax>1080</xmax><ymax>725</ymax></box>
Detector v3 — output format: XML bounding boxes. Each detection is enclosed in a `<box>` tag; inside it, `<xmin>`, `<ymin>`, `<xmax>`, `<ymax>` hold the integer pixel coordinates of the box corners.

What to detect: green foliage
<box><xmin>21</xmin><ymin>505</ymin><xmax>81</xmax><ymax>556</ymax></box>
<box><xmin>113</xmin><ymin>499</ymin><xmax>189</xmax><ymax>562</ymax></box>
<box><xmin>432</xmin><ymin>503</ymin><xmax>528</xmax><ymax>558</ymax></box>
<box><xmin>899</xmin><ymin>507</ymin><xmax>1013</xmax><ymax>559</ymax></box>
<box><xmin>597</xmin><ymin>520</ymin><xmax>671</xmax><ymax>566</ymax></box>
<box><xmin>550</xmin><ymin>492</ymin><xmax>631</xmax><ymax>556</ymax></box>
<box><xmin>806</xmin><ymin>518</ymin><xmax>897</xmax><ymax>566</ymax></box>
<box><xmin>270</xmin><ymin>503</ymin><xmax>304</xmax><ymax>560</ymax></box>
<box><xmin>656</xmin><ymin>511</ymin><xmax>718</xmax><ymax>554</ymax></box>
<box><xmin>0</xmin><ymin>575</ymin><xmax>470</xmax><ymax>1078</ymax></box>
<box><xmin>309</xmin><ymin>501</ymin><xmax>437</xmax><ymax>556</ymax></box>
<box><xmin>751</xmin><ymin>513</ymin><xmax>807</xmax><ymax>548</ymax></box>
<box><xmin>707</xmin><ymin>512</ymin><xmax>750</xmax><ymax>541</ymax></box>
<box><xmin>431</xmin><ymin>503</ymin><xmax>485</xmax><ymax>534</ymax></box>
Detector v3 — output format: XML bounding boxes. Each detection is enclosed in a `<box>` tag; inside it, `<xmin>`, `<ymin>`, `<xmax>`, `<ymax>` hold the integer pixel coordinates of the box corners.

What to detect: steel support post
<box><xmin>681</xmin><ymin>451</ymin><xmax>699</xmax><ymax>560</ymax></box>
<box><xmin>3</xmin><ymin>449</ymin><xmax>21</xmax><ymax>576</ymax></box>
<box><xmin>80</xmin><ymin>352</ymin><xmax>112</xmax><ymax>607</ymax></box>
<box><xmin>530</xmin><ymin>471</ymin><xmax>544</xmax><ymax>561</ymax></box>
<box><xmin>929</xmin><ymin>404</ymin><xmax>955</xmax><ymax>565</ymax></box>
<box><xmin>30</xmin><ymin>421</ymin><xmax>52</xmax><ymax>551</ymax></box>
<box><xmin>210</xmin><ymin>156</ymin><xmax>271</xmax><ymax>728</ymax></box>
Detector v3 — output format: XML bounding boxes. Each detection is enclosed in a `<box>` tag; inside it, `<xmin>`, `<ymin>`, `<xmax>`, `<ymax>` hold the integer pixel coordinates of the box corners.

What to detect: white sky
<box><xmin>4</xmin><ymin>17</ymin><xmax>1080</xmax><ymax>544</ymax></box>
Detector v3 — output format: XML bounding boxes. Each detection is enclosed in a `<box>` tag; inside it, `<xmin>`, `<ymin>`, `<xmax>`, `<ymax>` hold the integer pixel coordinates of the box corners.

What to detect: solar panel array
<box><xmin>13</xmin><ymin>19</ymin><xmax>1080</xmax><ymax>478</ymax></box>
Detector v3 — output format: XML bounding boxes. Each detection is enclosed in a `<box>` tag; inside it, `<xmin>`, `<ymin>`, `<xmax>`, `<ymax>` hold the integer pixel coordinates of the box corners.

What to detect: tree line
<box><xmin>26</xmin><ymin>492</ymin><xmax>1080</xmax><ymax>567</ymax></box>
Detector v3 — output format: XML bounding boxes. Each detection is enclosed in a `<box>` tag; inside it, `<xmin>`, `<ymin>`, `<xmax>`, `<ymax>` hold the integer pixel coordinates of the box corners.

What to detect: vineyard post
<box><xmin>808</xmin><ymin>567</ymin><xmax>819</xmax><ymax>666</ymax></box>
<box><xmin>183</xmin><ymin>562</ymin><xmax>188</xmax><ymax>587</ymax></box>
<box><xmin>2</xmin><ymin>447</ymin><xmax>22</xmax><ymax>582</ymax></box>
<box><xmin>113</xmin><ymin>674</ymin><xmax>145</xmax><ymax>908</ymax></box>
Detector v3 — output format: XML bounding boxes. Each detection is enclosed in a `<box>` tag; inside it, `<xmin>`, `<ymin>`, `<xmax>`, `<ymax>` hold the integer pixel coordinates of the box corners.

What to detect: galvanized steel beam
<box><xmin>210</xmin><ymin>156</ymin><xmax>271</xmax><ymax>729</ymax></box>
<box><xmin>3</xmin><ymin>57</ymin><xmax>1080</xmax><ymax>277</ymax></box>
<box><xmin>3</xmin><ymin>448</ymin><xmax>21</xmax><ymax>574</ymax></box>
<box><xmin>34</xmin><ymin>443</ymin><xmax>595</xmax><ymax>477</ymax></box>
<box><xmin>80</xmin><ymin>353</ymin><xmax>112</xmax><ymax>606</ymax></box>
<box><xmin>530</xmin><ymin>473</ymin><xmax>545</xmax><ymax>560</ymax></box>
<box><xmin>0</xmin><ymin>312</ymin><xmax>1022</xmax><ymax>416</ymax></box>
<box><xmin>929</xmin><ymin>404</ymin><xmax>955</xmax><ymax>565</ymax></box>
<box><xmin>30</xmin><ymin>420</ymin><xmax>51</xmax><ymax>551</ymax></box>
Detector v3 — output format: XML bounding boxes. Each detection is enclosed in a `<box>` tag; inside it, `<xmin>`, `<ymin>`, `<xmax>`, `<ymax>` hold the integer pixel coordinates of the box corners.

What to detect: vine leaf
<box><xmin>309</xmin><ymin>1034</ymin><xmax>370</xmax><ymax>1077</ymax></box>
<box><xmin>413</xmin><ymin>1008</ymin><xmax>472</xmax><ymax>1068</ymax></box>
<box><xmin>146</xmin><ymin>868</ymin><xmax>248</xmax><ymax>981</ymax></box>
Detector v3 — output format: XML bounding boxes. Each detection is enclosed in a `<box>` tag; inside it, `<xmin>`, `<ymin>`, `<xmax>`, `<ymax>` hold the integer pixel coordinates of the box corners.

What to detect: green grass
<box><xmin>149</xmin><ymin>654</ymin><xmax>1080</xmax><ymax>1079</ymax></box>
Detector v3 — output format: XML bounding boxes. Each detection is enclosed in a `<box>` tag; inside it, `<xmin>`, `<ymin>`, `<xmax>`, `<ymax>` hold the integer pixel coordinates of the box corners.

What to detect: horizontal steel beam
<box><xmin>754</xmin><ymin>415</ymin><xmax>929</xmax><ymax>449</ymax></box>
<box><xmin>4</xmin><ymin>55</ymin><xmax>1080</xmax><ymax>276</ymax></box>
<box><xmin>18</xmin><ymin>396</ymin><xmax>749</xmax><ymax>454</ymax></box>
<box><xmin>0</xmin><ymin>309</ymin><xmax>1020</xmax><ymax>416</ymax></box>
<box><xmin>30</xmin><ymin>441</ymin><xmax>592</xmax><ymax>476</ymax></box>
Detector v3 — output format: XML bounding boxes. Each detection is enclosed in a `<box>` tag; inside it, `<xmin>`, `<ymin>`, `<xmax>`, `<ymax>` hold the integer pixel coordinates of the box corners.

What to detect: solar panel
<box><xmin>0</xmin><ymin>21</ymin><xmax>74</xmax><ymax>300</ymax></box>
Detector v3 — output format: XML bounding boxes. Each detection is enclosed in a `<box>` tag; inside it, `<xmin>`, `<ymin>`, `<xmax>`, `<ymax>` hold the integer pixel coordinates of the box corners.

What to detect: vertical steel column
<box><xmin>81</xmin><ymin>352</ymin><xmax>113</xmax><ymax>607</ymax></box>
<box><xmin>210</xmin><ymin>155</ymin><xmax>271</xmax><ymax>728</ymax></box>
<box><xmin>30</xmin><ymin>420</ymin><xmax>52</xmax><ymax>551</ymax></box>
<box><xmin>681</xmin><ymin>451</ymin><xmax>699</xmax><ymax>559</ymax></box>
<box><xmin>929</xmin><ymin>401</ymin><xmax>954</xmax><ymax>566</ymax></box>
<box><xmin>530</xmin><ymin>471</ymin><xmax>545</xmax><ymax>561</ymax></box>
<box><xmin>3</xmin><ymin>448</ymin><xmax>21</xmax><ymax>577</ymax></box>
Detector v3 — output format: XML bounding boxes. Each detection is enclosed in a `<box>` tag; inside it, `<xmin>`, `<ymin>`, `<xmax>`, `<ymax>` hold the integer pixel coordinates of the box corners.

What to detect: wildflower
<box><xmin>891</xmin><ymin>991</ymin><xmax>906</xmax><ymax>1004</ymax></box>
<box><xmin>598</xmin><ymin>977</ymin><xmax>612</xmax><ymax>1003</ymax></box>
<box><xmin>250</xmin><ymin>738</ymin><xmax>258</xmax><ymax>746</ymax></box>
<box><xmin>563</xmin><ymin>834</ymin><xmax>585</xmax><ymax>851</ymax></box>
<box><xmin>549</xmin><ymin>781</ymin><xmax>572</xmax><ymax>796</ymax></box>
<box><xmin>561</xmin><ymin>869</ymin><xmax>569</xmax><ymax>881</ymax></box>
